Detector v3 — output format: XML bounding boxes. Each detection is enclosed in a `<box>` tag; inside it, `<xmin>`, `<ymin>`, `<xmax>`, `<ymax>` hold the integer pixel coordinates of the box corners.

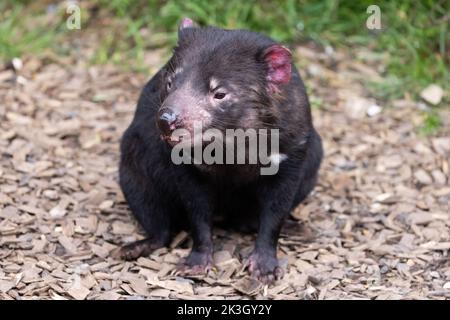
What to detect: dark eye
<box><xmin>166</xmin><ymin>79</ymin><xmax>172</xmax><ymax>90</ymax></box>
<box><xmin>214</xmin><ymin>92</ymin><xmax>226</xmax><ymax>100</ymax></box>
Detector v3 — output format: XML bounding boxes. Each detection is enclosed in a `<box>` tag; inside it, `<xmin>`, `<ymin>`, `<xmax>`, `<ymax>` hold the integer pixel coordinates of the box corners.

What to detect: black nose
<box><xmin>157</xmin><ymin>108</ymin><xmax>178</xmax><ymax>136</ymax></box>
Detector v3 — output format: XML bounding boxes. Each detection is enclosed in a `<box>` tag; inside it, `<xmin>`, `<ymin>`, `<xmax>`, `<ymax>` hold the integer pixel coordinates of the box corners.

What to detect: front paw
<box><xmin>245</xmin><ymin>251</ymin><xmax>284</xmax><ymax>284</ymax></box>
<box><xmin>177</xmin><ymin>250</ymin><xmax>213</xmax><ymax>276</ymax></box>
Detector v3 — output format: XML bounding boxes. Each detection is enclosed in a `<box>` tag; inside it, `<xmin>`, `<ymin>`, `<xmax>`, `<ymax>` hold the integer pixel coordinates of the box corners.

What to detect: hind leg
<box><xmin>290</xmin><ymin>172</ymin><xmax>319</xmax><ymax>210</ymax></box>
<box><xmin>117</xmin><ymin>238</ymin><xmax>164</xmax><ymax>261</ymax></box>
<box><xmin>291</xmin><ymin>129</ymin><xmax>323</xmax><ymax>210</ymax></box>
<box><xmin>116</xmin><ymin>199</ymin><xmax>172</xmax><ymax>261</ymax></box>
<box><xmin>116</xmin><ymin>167</ymin><xmax>174</xmax><ymax>260</ymax></box>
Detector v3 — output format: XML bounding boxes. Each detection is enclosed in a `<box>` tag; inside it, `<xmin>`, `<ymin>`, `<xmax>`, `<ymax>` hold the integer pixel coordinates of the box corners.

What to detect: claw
<box><xmin>175</xmin><ymin>250</ymin><xmax>213</xmax><ymax>277</ymax></box>
<box><xmin>176</xmin><ymin>263</ymin><xmax>212</xmax><ymax>277</ymax></box>
<box><xmin>245</xmin><ymin>251</ymin><xmax>284</xmax><ymax>284</ymax></box>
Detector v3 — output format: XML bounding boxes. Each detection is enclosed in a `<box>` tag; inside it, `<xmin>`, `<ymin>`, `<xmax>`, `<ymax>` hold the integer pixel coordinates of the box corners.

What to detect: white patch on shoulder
<box><xmin>269</xmin><ymin>153</ymin><xmax>288</xmax><ymax>166</ymax></box>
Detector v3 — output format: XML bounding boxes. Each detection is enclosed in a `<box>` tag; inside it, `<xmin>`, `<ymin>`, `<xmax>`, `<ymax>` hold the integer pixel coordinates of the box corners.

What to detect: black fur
<box><xmin>118</xmin><ymin>25</ymin><xmax>323</xmax><ymax>282</ymax></box>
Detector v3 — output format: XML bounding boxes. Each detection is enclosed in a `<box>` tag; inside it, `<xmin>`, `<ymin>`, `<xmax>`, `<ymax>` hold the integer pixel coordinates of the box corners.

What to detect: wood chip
<box><xmin>232</xmin><ymin>277</ymin><xmax>263</xmax><ymax>296</ymax></box>
<box><xmin>67</xmin><ymin>283</ymin><xmax>90</xmax><ymax>300</ymax></box>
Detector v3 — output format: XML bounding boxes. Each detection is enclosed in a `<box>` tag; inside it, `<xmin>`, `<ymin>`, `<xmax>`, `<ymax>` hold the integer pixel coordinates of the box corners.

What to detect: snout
<box><xmin>157</xmin><ymin>107</ymin><xmax>180</xmax><ymax>137</ymax></box>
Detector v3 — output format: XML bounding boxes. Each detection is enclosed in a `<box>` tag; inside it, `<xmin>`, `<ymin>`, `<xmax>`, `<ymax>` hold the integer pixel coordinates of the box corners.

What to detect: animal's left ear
<box><xmin>178</xmin><ymin>17</ymin><xmax>195</xmax><ymax>32</ymax></box>
<box><xmin>262</xmin><ymin>45</ymin><xmax>292</xmax><ymax>93</ymax></box>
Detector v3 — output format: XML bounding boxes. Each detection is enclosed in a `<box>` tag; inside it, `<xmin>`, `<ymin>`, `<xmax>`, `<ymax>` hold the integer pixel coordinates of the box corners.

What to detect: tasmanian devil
<box><xmin>118</xmin><ymin>18</ymin><xmax>323</xmax><ymax>283</ymax></box>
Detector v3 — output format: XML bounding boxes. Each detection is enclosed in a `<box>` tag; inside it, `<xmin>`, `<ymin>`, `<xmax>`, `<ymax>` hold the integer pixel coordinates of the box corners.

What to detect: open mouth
<box><xmin>161</xmin><ymin>131</ymin><xmax>209</xmax><ymax>148</ymax></box>
<box><xmin>161</xmin><ymin>134</ymin><xmax>182</xmax><ymax>147</ymax></box>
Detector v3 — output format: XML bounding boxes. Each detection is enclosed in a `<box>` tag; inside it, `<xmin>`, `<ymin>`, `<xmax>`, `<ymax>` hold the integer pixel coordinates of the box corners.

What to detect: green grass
<box><xmin>95</xmin><ymin>1</ymin><xmax>449</xmax><ymax>100</ymax></box>
<box><xmin>420</xmin><ymin>111</ymin><xmax>442</xmax><ymax>136</ymax></box>
<box><xmin>3</xmin><ymin>0</ymin><xmax>448</xmax><ymax>95</ymax></box>
<box><xmin>0</xmin><ymin>2</ymin><xmax>56</xmax><ymax>58</ymax></box>
<box><xmin>1</xmin><ymin>0</ymin><xmax>448</xmax><ymax>133</ymax></box>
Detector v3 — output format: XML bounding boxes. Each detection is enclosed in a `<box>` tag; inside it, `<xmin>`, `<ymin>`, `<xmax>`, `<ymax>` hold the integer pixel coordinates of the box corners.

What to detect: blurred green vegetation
<box><xmin>0</xmin><ymin>0</ymin><xmax>448</xmax><ymax>132</ymax></box>
<box><xmin>420</xmin><ymin>111</ymin><xmax>442</xmax><ymax>135</ymax></box>
<box><xmin>0</xmin><ymin>1</ymin><xmax>56</xmax><ymax>58</ymax></box>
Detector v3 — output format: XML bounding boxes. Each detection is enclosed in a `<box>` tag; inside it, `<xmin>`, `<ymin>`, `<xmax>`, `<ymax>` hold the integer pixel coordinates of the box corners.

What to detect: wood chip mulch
<box><xmin>0</xmin><ymin>46</ymin><xmax>449</xmax><ymax>300</ymax></box>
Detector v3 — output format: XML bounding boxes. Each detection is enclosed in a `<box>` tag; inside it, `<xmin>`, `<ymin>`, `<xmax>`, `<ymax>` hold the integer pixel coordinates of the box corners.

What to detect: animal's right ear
<box><xmin>261</xmin><ymin>44</ymin><xmax>292</xmax><ymax>94</ymax></box>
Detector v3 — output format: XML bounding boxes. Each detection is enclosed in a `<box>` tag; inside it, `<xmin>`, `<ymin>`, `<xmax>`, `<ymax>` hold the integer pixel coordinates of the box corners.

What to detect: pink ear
<box><xmin>263</xmin><ymin>45</ymin><xmax>292</xmax><ymax>92</ymax></box>
<box><xmin>179</xmin><ymin>17</ymin><xmax>194</xmax><ymax>30</ymax></box>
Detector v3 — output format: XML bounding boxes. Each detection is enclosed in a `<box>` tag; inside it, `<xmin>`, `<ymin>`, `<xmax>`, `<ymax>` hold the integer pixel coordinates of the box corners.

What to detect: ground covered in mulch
<box><xmin>0</xmin><ymin>43</ymin><xmax>449</xmax><ymax>300</ymax></box>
